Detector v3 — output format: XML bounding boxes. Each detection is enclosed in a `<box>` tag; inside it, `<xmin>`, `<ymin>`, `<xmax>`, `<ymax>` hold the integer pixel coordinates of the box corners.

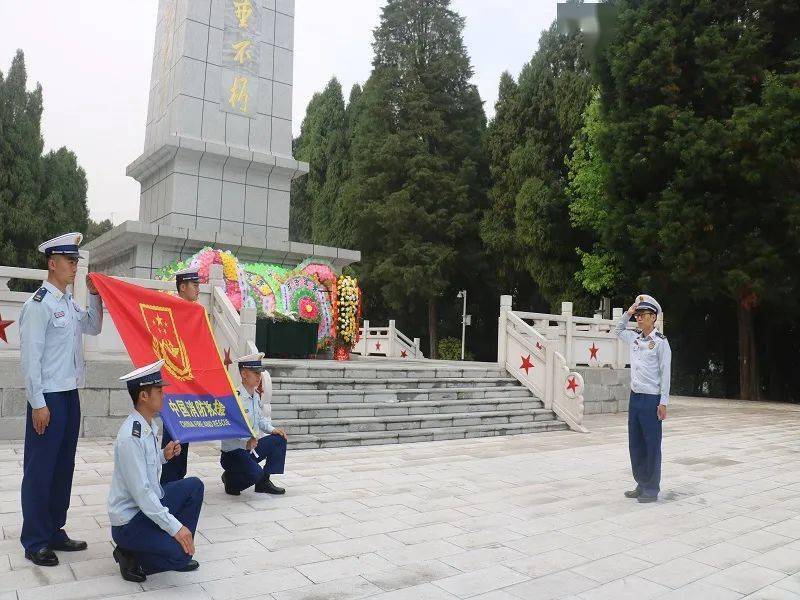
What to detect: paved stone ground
<box><xmin>1</xmin><ymin>396</ymin><xmax>800</xmax><ymax>600</ymax></box>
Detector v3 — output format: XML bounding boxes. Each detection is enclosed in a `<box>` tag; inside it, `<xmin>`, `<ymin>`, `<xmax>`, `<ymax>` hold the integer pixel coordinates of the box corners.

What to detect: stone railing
<box><xmin>352</xmin><ymin>320</ymin><xmax>424</xmax><ymax>359</ymax></box>
<box><xmin>0</xmin><ymin>259</ymin><xmax>254</xmax><ymax>375</ymax></box>
<box><xmin>509</xmin><ymin>301</ymin><xmax>663</xmax><ymax>369</ymax></box>
<box><xmin>209</xmin><ymin>276</ymin><xmax>258</xmax><ymax>365</ymax></box>
<box><xmin>498</xmin><ymin>296</ymin><xmax>588</xmax><ymax>432</ymax></box>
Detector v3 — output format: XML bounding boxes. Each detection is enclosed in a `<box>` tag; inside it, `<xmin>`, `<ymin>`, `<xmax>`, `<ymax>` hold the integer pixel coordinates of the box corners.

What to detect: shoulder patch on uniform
<box><xmin>32</xmin><ymin>288</ymin><xmax>48</xmax><ymax>303</ymax></box>
<box><xmin>132</xmin><ymin>421</ymin><xmax>142</xmax><ymax>438</ymax></box>
<box><xmin>655</xmin><ymin>331</ymin><xmax>666</xmax><ymax>339</ymax></box>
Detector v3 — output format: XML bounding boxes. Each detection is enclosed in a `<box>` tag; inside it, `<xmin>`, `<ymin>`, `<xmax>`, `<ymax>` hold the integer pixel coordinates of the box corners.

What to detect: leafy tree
<box><xmin>0</xmin><ymin>50</ymin><xmax>89</xmax><ymax>269</ymax></box>
<box><xmin>580</xmin><ymin>0</ymin><xmax>800</xmax><ymax>399</ymax></box>
<box><xmin>482</xmin><ymin>25</ymin><xmax>595</xmax><ymax>313</ymax></box>
<box><xmin>85</xmin><ymin>218</ymin><xmax>113</xmax><ymax>244</ymax></box>
<box><xmin>340</xmin><ymin>0</ymin><xmax>488</xmax><ymax>358</ymax></box>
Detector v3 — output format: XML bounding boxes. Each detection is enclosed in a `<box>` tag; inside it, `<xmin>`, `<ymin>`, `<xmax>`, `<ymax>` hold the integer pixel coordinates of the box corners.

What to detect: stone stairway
<box><xmin>265</xmin><ymin>359</ymin><xmax>568</xmax><ymax>449</ymax></box>
<box><xmin>0</xmin><ymin>357</ymin><xmax>569</xmax><ymax>444</ymax></box>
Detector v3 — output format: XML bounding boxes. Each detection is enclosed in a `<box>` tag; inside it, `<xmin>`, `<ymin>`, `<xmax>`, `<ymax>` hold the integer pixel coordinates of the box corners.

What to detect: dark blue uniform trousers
<box><xmin>111</xmin><ymin>477</ymin><xmax>204</xmax><ymax>574</ymax></box>
<box><xmin>160</xmin><ymin>428</ymin><xmax>189</xmax><ymax>485</ymax></box>
<box><xmin>21</xmin><ymin>390</ymin><xmax>81</xmax><ymax>553</ymax></box>
<box><xmin>628</xmin><ymin>392</ymin><xmax>662</xmax><ymax>497</ymax></box>
<box><xmin>220</xmin><ymin>435</ymin><xmax>287</xmax><ymax>493</ymax></box>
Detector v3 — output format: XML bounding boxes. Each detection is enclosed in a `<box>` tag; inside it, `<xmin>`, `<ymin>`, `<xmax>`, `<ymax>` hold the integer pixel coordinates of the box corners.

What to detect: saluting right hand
<box><xmin>627</xmin><ymin>302</ymin><xmax>640</xmax><ymax>316</ymax></box>
<box><xmin>174</xmin><ymin>525</ymin><xmax>195</xmax><ymax>556</ymax></box>
<box><xmin>31</xmin><ymin>406</ymin><xmax>50</xmax><ymax>435</ymax></box>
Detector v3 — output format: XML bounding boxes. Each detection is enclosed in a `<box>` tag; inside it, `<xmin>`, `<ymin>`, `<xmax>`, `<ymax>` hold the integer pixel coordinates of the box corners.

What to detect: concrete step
<box><xmin>271</xmin><ymin>376</ymin><xmax>518</xmax><ymax>391</ymax></box>
<box><xmin>272</xmin><ymin>396</ymin><xmax>545</xmax><ymax>419</ymax></box>
<box><xmin>271</xmin><ymin>386</ymin><xmax>531</xmax><ymax>405</ymax></box>
<box><xmin>263</xmin><ymin>360</ymin><xmax>508</xmax><ymax>380</ymax></box>
<box><xmin>283</xmin><ymin>408</ymin><xmax>559</xmax><ymax>435</ymax></box>
<box><xmin>288</xmin><ymin>420</ymin><xmax>570</xmax><ymax>449</ymax></box>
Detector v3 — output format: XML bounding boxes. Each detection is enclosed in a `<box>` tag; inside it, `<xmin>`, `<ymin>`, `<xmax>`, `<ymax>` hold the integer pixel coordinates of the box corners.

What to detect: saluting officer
<box><xmin>108</xmin><ymin>360</ymin><xmax>204</xmax><ymax>582</ymax></box>
<box><xmin>160</xmin><ymin>266</ymin><xmax>200</xmax><ymax>485</ymax></box>
<box><xmin>19</xmin><ymin>232</ymin><xmax>103</xmax><ymax>566</ymax></box>
<box><xmin>220</xmin><ymin>353</ymin><xmax>288</xmax><ymax>496</ymax></box>
<box><xmin>615</xmin><ymin>294</ymin><xmax>671</xmax><ymax>503</ymax></box>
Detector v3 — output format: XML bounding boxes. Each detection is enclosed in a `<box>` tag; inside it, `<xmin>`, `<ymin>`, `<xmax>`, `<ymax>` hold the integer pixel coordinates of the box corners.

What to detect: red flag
<box><xmin>90</xmin><ymin>273</ymin><xmax>254</xmax><ymax>442</ymax></box>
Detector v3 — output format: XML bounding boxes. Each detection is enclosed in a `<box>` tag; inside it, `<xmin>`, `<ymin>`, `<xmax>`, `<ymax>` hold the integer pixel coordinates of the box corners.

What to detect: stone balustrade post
<box><xmin>240</xmin><ymin>306</ymin><xmax>257</xmax><ymax>356</ymax></box>
<box><xmin>74</xmin><ymin>251</ymin><xmax>90</xmax><ymax>308</ymax></box>
<box><xmin>612</xmin><ymin>307</ymin><xmax>625</xmax><ymax>367</ymax></box>
<box><xmin>561</xmin><ymin>301</ymin><xmax>574</xmax><ymax>365</ymax></box>
<box><xmin>498</xmin><ymin>295</ymin><xmax>512</xmax><ymax>365</ymax></box>
<box><xmin>387</xmin><ymin>319</ymin><xmax>396</xmax><ymax>357</ymax></box>
<box><xmin>209</xmin><ymin>263</ymin><xmax>224</xmax><ymax>291</ymax></box>
<box><xmin>75</xmin><ymin>252</ymin><xmax>90</xmax><ymax>354</ymax></box>
<box><xmin>362</xmin><ymin>320</ymin><xmax>370</xmax><ymax>355</ymax></box>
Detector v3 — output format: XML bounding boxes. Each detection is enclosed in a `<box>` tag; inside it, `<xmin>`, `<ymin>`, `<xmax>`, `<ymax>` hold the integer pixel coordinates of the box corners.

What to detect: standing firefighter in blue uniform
<box><xmin>159</xmin><ymin>266</ymin><xmax>199</xmax><ymax>484</ymax></box>
<box><xmin>220</xmin><ymin>353</ymin><xmax>288</xmax><ymax>496</ymax></box>
<box><xmin>108</xmin><ymin>360</ymin><xmax>204</xmax><ymax>582</ymax></box>
<box><xmin>19</xmin><ymin>232</ymin><xmax>103</xmax><ymax>566</ymax></box>
<box><xmin>615</xmin><ymin>294</ymin><xmax>671</xmax><ymax>503</ymax></box>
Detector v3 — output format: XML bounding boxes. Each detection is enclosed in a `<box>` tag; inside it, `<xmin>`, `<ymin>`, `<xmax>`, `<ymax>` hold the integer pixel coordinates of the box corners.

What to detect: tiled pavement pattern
<box><xmin>1</xmin><ymin>396</ymin><xmax>800</xmax><ymax>599</ymax></box>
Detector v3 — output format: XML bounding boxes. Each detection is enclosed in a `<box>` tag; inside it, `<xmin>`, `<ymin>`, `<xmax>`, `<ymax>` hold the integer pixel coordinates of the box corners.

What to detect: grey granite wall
<box><xmin>0</xmin><ymin>359</ymin><xmax>133</xmax><ymax>440</ymax></box>
<box><xmin>575</xmin><ymin>367</ymin><xmax>631</xmax><ymax>414</ymax></box>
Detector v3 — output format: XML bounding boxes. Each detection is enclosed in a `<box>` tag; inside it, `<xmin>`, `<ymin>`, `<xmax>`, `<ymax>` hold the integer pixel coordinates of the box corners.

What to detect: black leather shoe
<box><xmin>25</xmin><ymin>548</ymin><xmax>59</xmax><ymax>567</ymax></box>
<box><xmin>254</xmin><ymin>475</ymin><xmax>285</xmax><ymax>495</ymax></box>
<box><xmin>222</xmin><ymin>473</ymin><xmax>240</xmax><ymax>496</ymax></box>
<box><xmin>49</xmin><ymin>537</ymin><xmax>87</xmax><ymax>552</ymax></box>
<box><xmin>638</xmin><ymin>495</ymin><xmax>658</xmax><ymax>503</ymax></box>
<box><xmin>113</xmin><ymin>547</ymin><xmax>146</xmax><ymax>582</ymax></box>
<box><xmin>624</xmin><ymin>489</ymin><xmax>642</xmax><ymax>498</ymax></box>
<box><xmin>175</xmin><ymin>559</ymin><xmax>199</xmax><ymax>572</ymax></box>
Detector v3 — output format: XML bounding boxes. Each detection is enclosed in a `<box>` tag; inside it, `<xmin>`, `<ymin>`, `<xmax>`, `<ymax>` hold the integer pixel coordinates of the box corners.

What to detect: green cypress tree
<box><xmin>481</xmin><ymin>71</ymin><xmax>522</xmax><ymax>290</ymax></box>
<box><xmin>289</xmin><ymin>138</ymin><xmax>312</xmax><ymax>243</ymax></box>
<box><xmin>290</xmin><ymin>78</ymin><xmax>347</xmax><ymax>245</ymax></box>
<box><xmin>585</xmin><ymin>0</ymin><xmax>800</xmax><ymax>399</ymax></box>
<box><xmin>342</xmin><ymin>0</ymin><xmax>488</xmax><ymax>358</ymax></box>
<box><xmin>482</xmin><ymin>25</ymin><xmax>595</xmax><ymax>313</ymax></box>
<box><xmin>0</xmin><ymin>50</ymin><xmax>45</xmax><ymax>267</ymax></box>
<box><xmin>0</xmin><ymin>50</ymin><xmax>89</xmax><ymax>269</ymax></box>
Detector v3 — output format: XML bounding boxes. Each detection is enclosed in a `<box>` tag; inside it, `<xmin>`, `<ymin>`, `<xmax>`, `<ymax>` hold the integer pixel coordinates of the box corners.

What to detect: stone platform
<box><xmin>2</xmin><ymin>397</ymin><xmax>800</xmax><ymax>599</ymax></box>
<box><xmin>0</xmin><ymin>358</ymin><xmax>568</xmax><ymax>444</ymax></box>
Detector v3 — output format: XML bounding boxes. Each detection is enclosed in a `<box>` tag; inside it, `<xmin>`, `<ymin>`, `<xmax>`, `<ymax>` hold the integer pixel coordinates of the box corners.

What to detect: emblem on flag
<box><xmin>140</xmin><ymin>304</ymin><xmax>193</xmax><ymax>381</ymax></box>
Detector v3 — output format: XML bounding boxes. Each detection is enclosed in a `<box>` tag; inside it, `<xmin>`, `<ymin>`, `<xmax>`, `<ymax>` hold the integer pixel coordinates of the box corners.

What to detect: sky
<box><xmin>0</xmin><ymin>1</ymin><xmax>556</xmax><ymax>224</ymax></box>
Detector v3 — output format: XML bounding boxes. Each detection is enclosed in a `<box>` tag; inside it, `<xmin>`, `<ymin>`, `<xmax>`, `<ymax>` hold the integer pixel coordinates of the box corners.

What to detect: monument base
<box><xmin>85</xmin><ymin>220</ymin><xmax>360</xmax><ymax>278</ymax></box>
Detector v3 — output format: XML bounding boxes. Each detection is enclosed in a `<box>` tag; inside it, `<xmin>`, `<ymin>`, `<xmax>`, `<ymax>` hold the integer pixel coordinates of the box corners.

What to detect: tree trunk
<box><xmin>428</xmin><ymin>298</ymin><xmax>438</xmax><ymax>360</ymax></box>
<box><xmin>737</xmin><ymin>301</ymin><xmax>758</xmax><ymax>400</ymax></box>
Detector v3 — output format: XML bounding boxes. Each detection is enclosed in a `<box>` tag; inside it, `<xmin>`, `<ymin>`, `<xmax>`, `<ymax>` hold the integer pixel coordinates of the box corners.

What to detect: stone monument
<box><xmin>86</xmin><ymin>0</ymin><xmax>360</xmax><ymax>276</ymax></box>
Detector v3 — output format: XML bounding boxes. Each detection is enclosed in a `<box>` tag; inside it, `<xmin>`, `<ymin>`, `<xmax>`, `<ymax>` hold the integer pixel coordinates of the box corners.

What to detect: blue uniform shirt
<box><xmin>107</xmin><ymin>411</ymin><xmax>182</xmax><ymax>536</ymax></box>
<box><xmin>615</xmin><ymin>313</ymin><xmax>672</xmax><ymax>405</ymax></box>
<box><xmin>220</xmin><ymin>384</ymin><xmax>274</xmax><ymax>452</ymax></box>
<box><xmin>19</xmin><ymin>281</ymin><xmax>103</xmax><ymax>409</ymax></box>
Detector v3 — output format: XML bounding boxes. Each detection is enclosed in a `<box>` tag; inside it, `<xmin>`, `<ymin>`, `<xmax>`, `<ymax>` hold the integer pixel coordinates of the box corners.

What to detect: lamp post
<box><xmin>456</xmin><ymin>290</ymin><xmax>467</xmax><ymax>361</ymax></box>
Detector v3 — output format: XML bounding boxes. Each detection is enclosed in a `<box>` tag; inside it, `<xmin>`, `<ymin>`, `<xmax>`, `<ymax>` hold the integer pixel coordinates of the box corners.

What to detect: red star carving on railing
<box><xmin>0</xmin><ymin>314</ymin><xmax>13</xmax><ymax>343</ymax></box>
<box><xmin>566</xmin><ymin>376</ymin><xmax>579</xmax><ymax>393</ymax></box>
<box><xmin>520</xmin><ymin>354</ymin><xmax>534</xmax><ymax>375</ymax></box>
<box><xmin>589</xmin><ymin>343</ymin><xmax>599</xmax><ymax>360</ymax></box>
<box><xmin>535</xmin><ymin>341</ymin><xmax>543</xmax><ymax>350</ymax></box>
<box><xmin>375</xmin><ymin>342</ymin><xmax>382</xmax><ymax>351</ymax></box>
<box><xmin>400</xmin><ymin>350</ymin><xmax>408</xmax><ymax>358</ymax></box>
